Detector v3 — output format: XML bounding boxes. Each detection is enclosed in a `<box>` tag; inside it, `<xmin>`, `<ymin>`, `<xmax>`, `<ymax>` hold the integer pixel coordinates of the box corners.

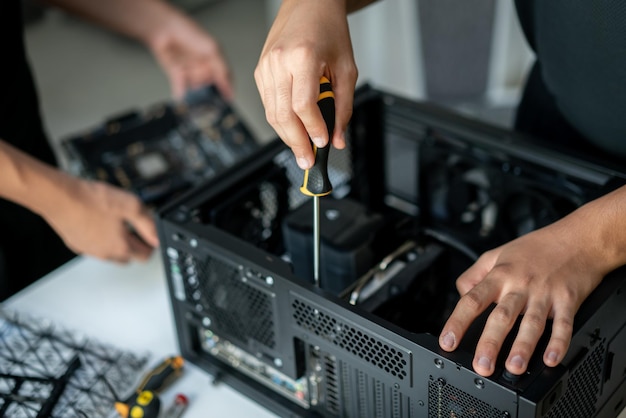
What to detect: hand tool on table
<box><xmin>115</xmin><ymin>355</ymin><xmax>184</xmax><ymax>418</ymax></box>
<box><xmin>299</xmin><ymin>76</ymin><xmax>335</xmax><ymax>287</ymax></box>
<box><xmin>162</xmin><ymin>393</ymin><xmax>189</xmax><ymax>418</ymax></box>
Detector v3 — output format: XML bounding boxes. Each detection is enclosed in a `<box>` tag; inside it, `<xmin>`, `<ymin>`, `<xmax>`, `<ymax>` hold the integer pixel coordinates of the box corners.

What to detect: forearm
<box><xmin>0</xmin><ymin>140</ymin><xmax>75</xmax><ymax>222</ymax></box>
<box><xmin>40</xmin><ymin>0</ymin><xmax>187</xmax><ymax>47</ymax></box>
<box><xmin>567</xmin><ymin>184</ymin><xmax>626</xmax><ymax>274</ymax></box>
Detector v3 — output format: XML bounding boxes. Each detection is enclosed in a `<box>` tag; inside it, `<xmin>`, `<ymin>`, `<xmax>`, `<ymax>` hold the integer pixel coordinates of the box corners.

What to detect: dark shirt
<box><xmin>0</xmin><ymin>0</ymin><xmax>56</xmax><ymax>164</ymax></box>
<box><xmin>515</xmin><ymin>0</ymin><xmax>626</xmax><ymax>158</ymax></box>
<box><xmin>0</xmin><ymin>0</ymin><xmax>75</xmax><ymax>300</ymax></box>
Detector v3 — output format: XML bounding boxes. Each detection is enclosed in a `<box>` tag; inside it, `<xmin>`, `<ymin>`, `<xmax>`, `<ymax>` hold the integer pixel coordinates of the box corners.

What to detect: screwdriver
<box><xmin>300</xmin><ymin>76</ymin><xmax>335</xmax><ymax>287</ymax></box>
<box><xmin>114</xmin><ymin>355</ymin><xmax>185</xmax><ymax>418</ymax></box>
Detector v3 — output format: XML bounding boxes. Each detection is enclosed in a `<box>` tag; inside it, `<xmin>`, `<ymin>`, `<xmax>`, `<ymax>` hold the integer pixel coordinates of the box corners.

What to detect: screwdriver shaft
<box><xmin>313</xmin><ymin>195</ymin><xmax>320</xmax><ymax>286</ymax></box>
<box><xmin>299</xmin><ymin>76</ymin><xmax>334</xmax><ymax>289</ymax></box>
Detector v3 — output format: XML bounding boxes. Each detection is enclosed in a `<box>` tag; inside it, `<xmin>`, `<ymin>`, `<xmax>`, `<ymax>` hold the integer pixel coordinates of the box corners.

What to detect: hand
<box><xmin>149</xmin><ymin>14</ymin><xmax>233</xmax><ymax>101</ymax></box>
<box><xmin>44</xmin><ymin>177</ymin><xmax>159</xmax><ymax>263</ymax></box>
<box><xmin>255</xmin><ymin>0</ymin><xmax>358</xmax><ymax>169</ymax></box>
<box><xmin>438</xmin><ymin>202</ymin><xmax>621</xmax><ymax>377</ymax></box>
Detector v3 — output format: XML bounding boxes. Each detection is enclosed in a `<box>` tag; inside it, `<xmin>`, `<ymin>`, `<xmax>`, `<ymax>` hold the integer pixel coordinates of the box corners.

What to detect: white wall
<box><xmin>487</xmin><ymin>0</ymin><xmax>535</xmax><ymax>106</ymax></box>
<box><xmin>264</xmin><ymin>0</ymin><xmax>534</xmax><ymax>104</ymax></box>
<box><xmin>349</xmin><ymin>0</ymin><xmax>425</xmax><ymax>99</ymax></box>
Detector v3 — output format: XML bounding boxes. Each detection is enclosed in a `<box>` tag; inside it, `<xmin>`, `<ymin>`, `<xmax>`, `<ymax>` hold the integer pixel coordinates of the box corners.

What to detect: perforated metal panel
<box><xmin>428</xmin><ymin>377</ymin><xmax>504</xmax><ymax>418</ymax></box>
<box><xmin>291</xmin><ymin>298</ymin><xmax>409</xmax><ymax>381</ymax></box>
<box><xmin>188</xmin><ymin>252</ymin><xmax>276</xmax><ymax>349</ymax></box>
<box><xmin>545</xmin><ymin>340</ymin><xmax>605</xmax><ymax>418</ymax></box>
<box><xmin>323</xmin><ymin>354</ymin><xmax>341</xmax><ymax>415</ymax></box>
<box><xmin>336</xmin><ymin>359</ymin><xmax>413</xmax><ymax>418</ymax></box>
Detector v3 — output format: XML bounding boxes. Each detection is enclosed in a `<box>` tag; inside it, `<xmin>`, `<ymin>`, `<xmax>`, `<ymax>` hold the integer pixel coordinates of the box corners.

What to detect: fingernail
<box><xmin>311</xmin><ymin>136</ymin><xmax>326</xmax><ymax>148</ymax></box>
<box><xmin>546</xmin><ymin>351</ymin><xmax>558</xmax><ymax>365</ymax></box>
<box><xmin>441</xmin><ymin>332</ymin><xmax>455</xmax><ymax>349</ymax></box>
<box><xmin>477</xmin><ymin>356</ymin><xmax>491</xmax><ymax>370</ymax></box>
<box><xmin>509</xmin><ymin>355</ymin><xmax>525</xmax><ymax>369</ymax></box>
<box><xmin>335</xmin><ymin>131</ymin><xmax>347</xmax><ymax>149</ymax></box>
<box><xmin>297</xmin><ymin>157</ymin><xmax>311</xmax><ymax>170</ymax></box>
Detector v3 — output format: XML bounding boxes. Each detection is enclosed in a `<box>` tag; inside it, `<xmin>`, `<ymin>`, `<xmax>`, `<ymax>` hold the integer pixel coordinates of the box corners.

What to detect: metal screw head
<box><xmin>202</xmin><ymin>317</ymin><xmax>212</xmax><ymax>327</ymax></box>
<box><xmin>474</xmin><ymin>378</ymin><xmax>485</xmax><ymax>389</ymax></box>
<box><xmin>265</xmin><ymin>276</ymin><xmax>274</xmax><ymax>286</ymax></box>
<box><xmin>190</xmin><ymin>238</ymin><xmax>198</xmax><ymax>248</ymax></box>
<box><xmin>434</xmin><ymin>358</ymin><xmax>444</xmax><ymax>369</ymax></box>
<box><xmin>274</xmin><ymin>358</ymin><xmax>283</xmax><ymax>368</ymax></box>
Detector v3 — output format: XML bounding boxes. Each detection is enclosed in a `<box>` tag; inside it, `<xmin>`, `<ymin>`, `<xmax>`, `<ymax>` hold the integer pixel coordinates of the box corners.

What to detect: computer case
<box><xmin>156</xmin><ymin>85</ymin><xmax>626</xmax><ymax>417</ymax></box>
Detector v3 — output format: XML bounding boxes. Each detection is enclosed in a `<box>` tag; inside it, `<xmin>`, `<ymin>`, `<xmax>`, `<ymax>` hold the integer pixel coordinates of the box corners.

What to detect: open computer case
<box><xmin>156</xmin><ymin>85</ymin><xmax>626</xmax><ymax>417</ymax></box>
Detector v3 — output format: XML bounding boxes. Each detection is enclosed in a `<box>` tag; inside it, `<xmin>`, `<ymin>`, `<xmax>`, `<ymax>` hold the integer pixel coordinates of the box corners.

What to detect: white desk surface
<box><xmin>4</xmin><ymin>254</ymin><xmax>278</xmax><ymax>418</ymax></box>
<box><xmin>5</xmin><ymin>255</ymin><xmax>626</xmax><ymax>418</ymax></box>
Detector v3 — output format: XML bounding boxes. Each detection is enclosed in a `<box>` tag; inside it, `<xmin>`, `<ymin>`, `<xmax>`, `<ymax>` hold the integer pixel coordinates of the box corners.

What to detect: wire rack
<box><xmin>0</xmin><ymin>308</ymin><xmax>150</xmax><ymax>418</ymax></box>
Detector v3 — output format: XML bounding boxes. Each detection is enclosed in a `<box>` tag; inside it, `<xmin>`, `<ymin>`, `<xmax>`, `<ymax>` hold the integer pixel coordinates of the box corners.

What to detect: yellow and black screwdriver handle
<box><xmin>115</xmin><ymin>355</ymin><xmax>184</xmax><ymax>418</ymax></box>
<box><xmin>300</xmin><ymin>76</ymin><xmax>335</xmax><ymax>197</ymax></box>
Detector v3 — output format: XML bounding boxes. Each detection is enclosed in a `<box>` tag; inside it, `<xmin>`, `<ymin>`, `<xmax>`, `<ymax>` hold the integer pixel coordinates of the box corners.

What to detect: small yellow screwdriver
<box><xmin>114</xmin><ymin>355</ymin><xmax>184</xmax><ymax>418</ymax></box>
<box><xmin>299</xmin><ymin>76</ymin><xmax>335</xmax><ymax>287</ymax></box>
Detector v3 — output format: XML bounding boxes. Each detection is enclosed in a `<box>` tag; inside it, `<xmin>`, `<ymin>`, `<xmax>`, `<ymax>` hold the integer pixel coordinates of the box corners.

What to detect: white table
<box><xmin>4</xmin><ymin>254</ymin><xmax>278</xmax><ymax>418</ymax></box>
<box><xmin>6</xmin><ymin>255</ymin><xmax>626</xmax><ymax>418</ymax></box>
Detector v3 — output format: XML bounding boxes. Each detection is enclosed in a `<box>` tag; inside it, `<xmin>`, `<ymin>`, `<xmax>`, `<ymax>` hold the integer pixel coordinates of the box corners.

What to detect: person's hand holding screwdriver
<box><xmin>254</xmin><ymin>0</ymin><xmax>364</xmax><ymax>169</ymax></box>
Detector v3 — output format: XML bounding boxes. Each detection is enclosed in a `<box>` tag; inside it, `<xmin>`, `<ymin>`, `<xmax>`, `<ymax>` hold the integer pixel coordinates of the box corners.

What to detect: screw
<box><xmin>434</xmin><ymin>358</ymin><xmax>444</xmax><ymax>369</ymax></box>
<box><xmin>266</xmin><ymin>276</ymin><xmax>274</xmax><ymax>286</ymax></box>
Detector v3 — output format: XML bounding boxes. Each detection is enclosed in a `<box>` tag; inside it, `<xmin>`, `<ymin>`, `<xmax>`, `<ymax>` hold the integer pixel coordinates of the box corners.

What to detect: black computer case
<box><xmin>156</xmin><ymin>85</ymin><xmax>626</xmax><ymax>417</ymax></box>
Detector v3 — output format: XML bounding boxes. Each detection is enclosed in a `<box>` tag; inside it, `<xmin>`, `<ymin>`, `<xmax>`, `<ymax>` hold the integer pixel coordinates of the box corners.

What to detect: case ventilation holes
<box><xmin>428</xmin><ymin>377</ymin><xmax>504</xmax><ymax>418</ymax></box>
<box><xmin>195</xmin><ymin>254</ymin><xmax>276</xmax><ymax>349</ymax></box>
<box><xmin>545</xmin><ymin>340</ymin><xmax>605</xmax><ymax>418</ymax></box>
<box><xmin>292</xmin><ymin>299</ymin><xmax>408</xmax><ymax>380</ymax></box>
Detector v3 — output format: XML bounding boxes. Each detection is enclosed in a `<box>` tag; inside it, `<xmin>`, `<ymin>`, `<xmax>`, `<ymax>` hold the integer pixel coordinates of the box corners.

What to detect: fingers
<box><xmin>258</xmin><ymin>68</ymin><xmax>354</xmax><ymax>170</ymax></box>
<box><xmin>502</xmin><ymin>300</ymin><xmax>550</xmax><ymax>374</ymax></box>
<box><xmin>542</xmin><ymin>304</ymin><xmax>575</xmax><ymax>367</ymax></box>
<box><xmin>167</xmin><ymin>67</ymin><xmax>187</xmax><ymax>100</ymax></box>
<box><xmin>256</xmin><ymin>53</ymin><xmax>322</xmax><ymax>169</ymax></box>
<box><xmin>440</xmin><ymin>257</ymin><xmax>577</xmax><ymax>377</ymax></box>
<box><xmin>439</xmin><ymin>275</ymin><xmax>500</xmax><ymax>353</ymax></box>
<box><xmin>122</xmin><ymin>195</ymin><xmax>160</xmax><ymax>249</ymax></box>
<box><xmin>331</xmin><ymin>69</ymin><xmax>357</xmax><ymax>150</ymax></box>
<box><xmin>127</xmin><ymin>231</ymin><xmax>155</xmax><ymax>261</ymax></box>
<box><xmin>212</xmin><ymin>60</ymin><xmax>234</xmax><ymax>102</ymax></box>
<box><xmin>472</xmin><ymin>291</ymin><xmax>527</xmax><ymax>376</ymax></box>
<box><xmin>254</xmin><ymin>0</ymin><xmax>358</xmax><ymax>170</ymax></box>
<box><xmin>105</xmin><ymin>188</ymin><xmax>159</xmax><ymax>263</ymax></box>
<box><xmin>128</xmin><ymin>213</ymin><xmax>159</xmax><ymax>249</ymax></box>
